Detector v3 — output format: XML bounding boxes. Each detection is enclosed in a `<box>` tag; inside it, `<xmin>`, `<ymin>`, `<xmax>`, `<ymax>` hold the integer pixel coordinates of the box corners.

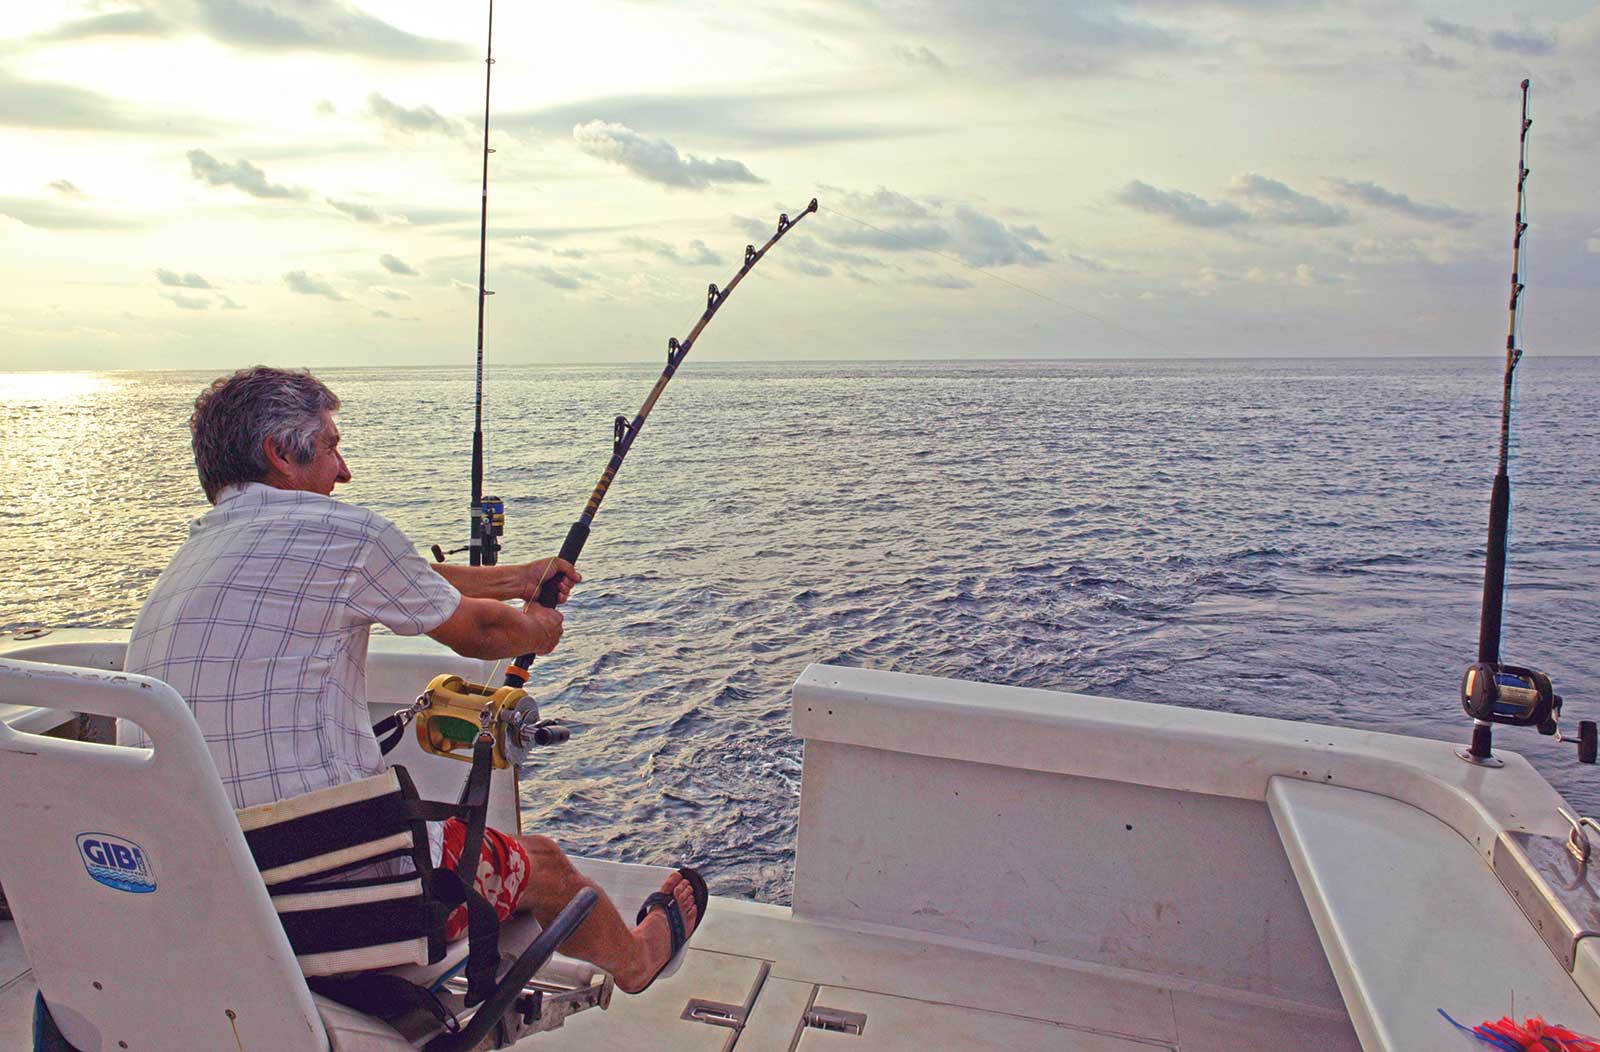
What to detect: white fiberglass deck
<box><xmin>4</xmin><ymin>631</ymin><xmax>1596</xmax><ymax>1051</ymax></box>
<box><xmin>1</xmin><ymin>867</ymin><xmax>1357</xmax><ymax>1052</ymax></box>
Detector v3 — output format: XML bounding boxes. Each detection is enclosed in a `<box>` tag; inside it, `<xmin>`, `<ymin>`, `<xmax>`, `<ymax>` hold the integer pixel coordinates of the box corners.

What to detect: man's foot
<box><xmin>616</xmin><ymin>868</ymin><xmax>708</xmax><ymax>994</ymax></box>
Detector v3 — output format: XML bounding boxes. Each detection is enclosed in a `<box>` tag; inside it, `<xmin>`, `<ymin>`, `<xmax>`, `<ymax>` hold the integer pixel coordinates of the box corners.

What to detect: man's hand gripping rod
<box><xmin>504</xmin><ymin>197</ymin><xmax>819</xmax><ymax>688</ymax></box>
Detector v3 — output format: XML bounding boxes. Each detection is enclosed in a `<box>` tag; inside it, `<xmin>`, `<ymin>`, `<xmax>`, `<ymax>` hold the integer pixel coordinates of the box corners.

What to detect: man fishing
<box><xmin>119</xmin><ymin>364</ymin><xmax>704</xmax><ymax>995</ymax></box>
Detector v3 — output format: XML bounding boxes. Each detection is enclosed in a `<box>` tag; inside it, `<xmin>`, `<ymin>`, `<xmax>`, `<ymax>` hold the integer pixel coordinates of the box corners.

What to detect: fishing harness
<box><xmin>236</xmin><ymin>689</ymin><xmax>577</xmax><ymax>1052</ymax></box>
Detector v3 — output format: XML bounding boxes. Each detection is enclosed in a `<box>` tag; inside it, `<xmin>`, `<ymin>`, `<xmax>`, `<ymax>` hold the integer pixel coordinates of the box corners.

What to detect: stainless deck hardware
<box><xmin>1495</xmin><ymin>819</ymin><xmax>1600</xmax><ymax>971</ymax></box>
<box><xmin>681</xmin><ymin>999</ymin><xmax>745</xmax><ymax>1029</ymax></box>
<box><xmin>804</xmin><ymin>1006</ymin><xmax>867</xmax><ymax>1036</ymax></box>
<box><xmin>1558</xmin><ymin>808</ymin><xmax>1600</xmax><ymax>864</ymax></box>
<box><xmin>441</xmin><ymin>969</ymin><xmax>612</xmax><ymax>1038</ymax></box>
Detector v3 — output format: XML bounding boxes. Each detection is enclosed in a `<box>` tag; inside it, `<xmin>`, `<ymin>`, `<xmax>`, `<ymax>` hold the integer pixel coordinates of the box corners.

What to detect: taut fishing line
<box><xmin>819</xmin><ymin>204</ymin><xmax>1181</xmax><ymax>356</ymax></box>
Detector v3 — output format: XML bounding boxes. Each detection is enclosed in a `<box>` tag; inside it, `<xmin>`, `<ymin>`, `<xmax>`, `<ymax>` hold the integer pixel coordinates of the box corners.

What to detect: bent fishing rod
<box><xmin>502</xmin><ymin>198</ymin><xmax>820</xmax><ymax>688</ymax></box>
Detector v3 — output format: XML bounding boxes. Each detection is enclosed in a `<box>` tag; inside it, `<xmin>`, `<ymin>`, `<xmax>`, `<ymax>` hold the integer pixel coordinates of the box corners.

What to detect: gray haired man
<box><xmin>124</xmin><ymin>365</ymin><xmax>704</xmax><ymax>995</ymax></box>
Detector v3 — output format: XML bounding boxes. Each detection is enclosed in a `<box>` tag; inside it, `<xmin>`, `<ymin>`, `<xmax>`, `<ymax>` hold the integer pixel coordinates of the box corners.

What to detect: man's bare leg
<box><xmin>511</xmin><ymin>834</ymin><xmax>700</xmax><ymax>994</ymax></box>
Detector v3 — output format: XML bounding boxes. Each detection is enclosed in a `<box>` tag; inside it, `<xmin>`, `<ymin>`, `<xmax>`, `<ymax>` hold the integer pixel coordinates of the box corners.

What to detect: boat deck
<box><xmin>1</xmin><ymin>858</ymin><xmax>1359</xmax><ymax>1051</ymax></box>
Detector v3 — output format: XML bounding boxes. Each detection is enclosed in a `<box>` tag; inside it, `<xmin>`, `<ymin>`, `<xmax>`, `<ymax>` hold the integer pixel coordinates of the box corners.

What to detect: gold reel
<box><xmin>414</xmin><ymin>673</ymin><xmax>543</xmax><ymax>769</ymax></box>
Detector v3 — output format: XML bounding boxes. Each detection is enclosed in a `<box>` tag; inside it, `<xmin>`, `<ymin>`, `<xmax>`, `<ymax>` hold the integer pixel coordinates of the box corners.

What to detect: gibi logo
<box><xmin>76</xmin><ymin>833</ymin><xmax>156</xmax><ymax>894</ymax></box>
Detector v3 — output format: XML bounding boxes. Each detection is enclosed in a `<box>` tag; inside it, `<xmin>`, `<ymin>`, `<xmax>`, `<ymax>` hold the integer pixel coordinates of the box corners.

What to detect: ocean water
<box><xmin>3</xmin><ymin>357</ymin><xmax>1598</xmax><ymax>903</ymax></box>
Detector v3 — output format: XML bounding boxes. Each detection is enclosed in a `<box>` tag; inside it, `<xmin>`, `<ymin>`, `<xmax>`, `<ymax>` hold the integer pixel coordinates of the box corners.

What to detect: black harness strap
<box><xmin>307</xmin><ymin>973</ymin><xmax>461</xmax><ymax>1035</ymax></box>
<box><xmin>373</xmin><ymin>711</ymin><xmax>407</xmax><ymax>755</ymax></box>
<box><xmin>453</xmin><ymin>735</ymin><xmax>501</xmax><ymax>1005</ymax></box>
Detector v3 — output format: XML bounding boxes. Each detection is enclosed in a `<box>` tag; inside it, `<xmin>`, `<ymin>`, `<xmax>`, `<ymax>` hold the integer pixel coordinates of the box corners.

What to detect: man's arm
<box><xmin>427</xmin><ymin>596</ymin><xmax>565</xmax><ymax>660</ymax></box>
<box><xmin>430</xmin><ymin>557</ymin><xmax>580</xmax><ymax>603</ymax></box>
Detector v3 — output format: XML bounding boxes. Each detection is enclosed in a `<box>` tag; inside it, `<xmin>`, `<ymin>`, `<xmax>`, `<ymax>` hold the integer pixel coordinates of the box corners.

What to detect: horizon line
<box><xmin>5</xmin><ymin>351</ymin><xmax>1600</xmax><ymax>375</ymax></box>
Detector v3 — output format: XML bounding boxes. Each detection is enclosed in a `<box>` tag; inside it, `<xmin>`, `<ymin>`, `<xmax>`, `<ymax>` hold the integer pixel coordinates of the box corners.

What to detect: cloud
<box><xmin>1488</xmin><ymin>29</ymin><xmax>1555</xmax><ymax>55</ymax></box>
<box><xmin>838</xmin><ymin>3</ymin><xmax>1180</xmax><ymax>78</ymax></box>
<box><xmin>220</xmin><ymin>295</ymin><xmax>245</xmax><ymax>310</ymax></box>
<box><xmin>365</xmin><ymin>92</ymin><xmax>464</xmax><ymax>136</ymax></box>
<box><xmin>527</xmin><ymin>265</ymin><xmax>584</xmax><ymax>290</ymax></box>
<box><xmin>734</xmin><ymin>218</ymin><xmax>885</xmax><ymax>272</ymax></box>
<box><xmin>1329</xmin><ymin>178</ymin><xmax>1475</xmax><ymax>227</ymax></box>
<box><xmin>572</xmin><ymin>121</ymin><xmax>763</xmax><ymax>190</ymax></box>
<box><xmin>1587</xmin><ymin>229</ymin><xmax>1600</xmax><ymax>255</ymax></box>
<box><xmin>283</xmin><ymin>270</ymin><xmax>343</xmax><ymax>299</ymax></box>
<box><xmin>1427</xmin><ymin>18</ymin><xmax>1481</xmax><ymax>44</ymax></box>
<box><xmin>948</xmin><ymin>205</ymin><xmax>1049</xmax><ymax>266</ymax></box>
<box><xmin>828</xmin><ymin>219</ymin><xmax>950</xmax><ymax>253</ymax></box>
<box><xmin>326</xmin><ymin>197</ymin><xmax>394</xmax><ymax>223</ymax></box>
<box><xmin>893</xmin><ymin>44</ymin><xmax>948</xmax><ymax>71</ymax></box>
<box><xmin>1553</xmin><ymin>111</ymin><xmax>1600</xmax><ymax>151</ymax></box>
<box><xmin>48</xmin><ymin>180</ymin><xmax>82</xmax><ymax>197</ymax></box>
<box><xmin>1117</xmin><ymin>180</ymin><xmax>1250</xmax><ymax>227</ymax></box>
<box><xmin>188</xmin><ymin>149</ymin><xmax>303</xmax><ymax>199</ymax></box>
<box><xmin>501</xmin><ymin>90</ymin><xmax>930</xmax><ymax>151</ymax></box>
<box><xmin>821</xmin><ymin>185</ymin><xmax>932</xmax><ymax>220</ymax></box>
<box><xmin>1067</xmin><ymin>252</ymin><xmax>1125</xmax><ymax>274</ymax></box>
<box><xmin>379</xmin><ymin>254</ymin><xmax>418</xmax><ymax>276</ymax></box>
<box><xmin>793</xmin><ymin>188</ymin><xmax>1050</xmax><ymax>271</ymax></box>
<box><xmin>373</xmin><ymin>287</ymin><xmax>410</xmax><ymax>300</ymax></box>
<box><xmin>622</xmin><ymin>236</ymin><xmax>723</xmax><ymax>265</ymax></box>
<box><xmin>911</xmin><ymin>272</ymin><xmax>973</xmax><ymax>289</ymax></box>
<box><xmin>1405</xmin><ymin>43</ymin><xmax>1460</xmax><ymax>70</ymax></box>
<box><xmin>162</xmin><ymin>291</ymin><xmax>210</xmax><ymax>310</ymax></box>
<box><xmin>1424</xmin><ymin>18</ymin><xmax>1555</xmax><ymax>55</ymax></box>
<box><xmin>1231</xmin><ymin>173</ymin><xmax>1349</xmax><ymax>226</ymax></box>
<box><xmin>785</xmin><ymin>258</ymin><xmax>833</xmax><ymax>278</ymax></box>
<box><xmin>0</xmin><ymin>197</ymin><xmax>138</xmax><ymax>231</ymax></box>
<box><xmin>0</xmin><ymin>70</ymin><xmax>207</xmax><ymax>135</ymax></box>
<box><xmin>34</xmin><ymin>10</ymin><xmax>170</xmax><ymax>41</ymax></box>
<box><xmin>123</xmin><ymin>0</ymin><xmax>474</xmax><ymax>61</ymax></box>
<box><xmin>155</xmin><ymin>269</ymin><xmax>213</xmax><ymax>289</ymax></box>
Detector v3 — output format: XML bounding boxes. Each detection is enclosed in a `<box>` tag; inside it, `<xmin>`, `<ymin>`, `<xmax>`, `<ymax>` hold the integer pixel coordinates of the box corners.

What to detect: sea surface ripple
<box><xmin>3</xmin><ymin>357</ymin><xmax>1598</xmax><ymax>903</ymax></box>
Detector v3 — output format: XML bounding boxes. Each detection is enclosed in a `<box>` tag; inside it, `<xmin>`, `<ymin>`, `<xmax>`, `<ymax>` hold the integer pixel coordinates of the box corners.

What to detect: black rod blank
<box><xmin>1476</xmin><ymin>79</ymin><xmax>1532</xmax><ymax>668</ymax></box>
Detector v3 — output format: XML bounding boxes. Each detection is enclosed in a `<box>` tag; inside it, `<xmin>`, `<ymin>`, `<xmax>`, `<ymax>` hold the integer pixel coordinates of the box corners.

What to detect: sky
<box><xmin>1</xmin><ymin>0</ymin><xmax>1597</xmax><ymax>370</ymax></box>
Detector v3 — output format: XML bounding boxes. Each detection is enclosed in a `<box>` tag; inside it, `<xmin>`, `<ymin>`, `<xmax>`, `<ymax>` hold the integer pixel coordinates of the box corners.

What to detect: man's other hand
<box><xmin>520</xmin><ymin>557</ymin><xmax>582</xmax><ymax>606</ymax></box>
<box><xmin>524</xmin><ymin>603</ymin><xmax>565</xmax><ymax>655</ymax></box>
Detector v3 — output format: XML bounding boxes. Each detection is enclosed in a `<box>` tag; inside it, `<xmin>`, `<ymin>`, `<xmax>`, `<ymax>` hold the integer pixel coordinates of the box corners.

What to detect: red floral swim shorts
<box><xmin>439</xmin><ymin>818</ymin><xmax>532</xmax><ymax>942</ymax></box>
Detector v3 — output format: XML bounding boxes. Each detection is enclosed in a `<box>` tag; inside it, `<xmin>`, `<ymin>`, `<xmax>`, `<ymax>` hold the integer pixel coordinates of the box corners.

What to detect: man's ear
<box><xmin>261</xmin><ymin>435</ymin><xmax>294</xmax><ymax>477</ymax></box>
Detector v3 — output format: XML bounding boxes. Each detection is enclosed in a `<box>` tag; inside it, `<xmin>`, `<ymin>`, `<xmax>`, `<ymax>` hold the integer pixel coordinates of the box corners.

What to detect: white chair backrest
<box><xmin>0</xmin><ymin>657</ymin><xmax>328</xmax><ymax>1052</ymax></box>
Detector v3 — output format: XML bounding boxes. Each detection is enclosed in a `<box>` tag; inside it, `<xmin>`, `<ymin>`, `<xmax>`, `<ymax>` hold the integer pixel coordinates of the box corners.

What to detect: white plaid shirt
<box><xmin>121</xmin><ymin>482</ymin><xmax>462</xmax><ymax>811</ymax></box>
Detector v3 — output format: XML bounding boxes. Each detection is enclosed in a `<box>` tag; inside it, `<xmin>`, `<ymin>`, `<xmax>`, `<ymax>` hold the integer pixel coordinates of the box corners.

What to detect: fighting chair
<box><xmin>0</xmin><ymin>657</ymin><xmax>611</xmax><ymax>1051</ymax></box>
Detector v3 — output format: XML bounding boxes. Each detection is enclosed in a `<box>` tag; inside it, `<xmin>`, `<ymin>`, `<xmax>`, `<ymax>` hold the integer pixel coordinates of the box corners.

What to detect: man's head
<box><xmin>190</xmin><ymin>366</ymin><xmax>351</xmax><ymax>502</ymax></box>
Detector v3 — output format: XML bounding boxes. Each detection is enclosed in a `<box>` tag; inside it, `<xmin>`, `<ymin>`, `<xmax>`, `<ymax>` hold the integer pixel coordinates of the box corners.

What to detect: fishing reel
<box><xmin>1460</xmin><ymin>662</ymin><xmax>1596</xmax><ymax>766</ymax></box>
<box><xmin>413</xmin><ymin>673</ymin><xmax>569</xmax><ymax>769</ymax></box>
<box><xmin>430</xmin><ymin>495</ymin><xmax>506</xmax><ymax>565</ymax></box>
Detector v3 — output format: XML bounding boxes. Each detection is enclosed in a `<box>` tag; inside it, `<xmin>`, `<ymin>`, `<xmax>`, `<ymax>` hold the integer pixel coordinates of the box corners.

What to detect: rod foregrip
<box><xmin>506</xmin><ymin>519</ymin><xmax>589</xmax><ymax>685</ymax></box>
<box><xmin>539</xmin><ymin>519</ymin><xmax>591</xmax><ymax>608</ymax></box>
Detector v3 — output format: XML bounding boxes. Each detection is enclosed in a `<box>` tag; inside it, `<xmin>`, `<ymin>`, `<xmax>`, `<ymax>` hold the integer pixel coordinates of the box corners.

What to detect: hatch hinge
<box><xmin>804</xmin><ymin>1005</ymin><xmax>868</xmax><ymax>1036</ymax></box>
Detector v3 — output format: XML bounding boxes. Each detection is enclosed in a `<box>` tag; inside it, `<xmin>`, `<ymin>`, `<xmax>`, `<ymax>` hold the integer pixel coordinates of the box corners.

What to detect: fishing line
<box><xmin>819</xmin><ymin>204</ymin><xmax>1181</xmax><ymax>356</ymax></box>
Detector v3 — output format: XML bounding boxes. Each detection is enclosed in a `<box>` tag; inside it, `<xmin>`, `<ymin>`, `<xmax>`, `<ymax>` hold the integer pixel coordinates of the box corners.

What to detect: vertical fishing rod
<box><xmin>502</xmin><ymin>198</ymin><xmax>819</xmax><ymax>688</ymax></box>
<box><xmin>1477</xmin><ymin>78</ymin><xmax>1531</xmax><ymax>671</ymax></box>
<box><xmin>469</xmin><ymin>0</ymin><xmax>503</xmax><ymax>566</ymax></box>
<box><xmin>1456</xmin><ymin>80</ymin><xmax>1592</xmax><ymax>767</ymax></box>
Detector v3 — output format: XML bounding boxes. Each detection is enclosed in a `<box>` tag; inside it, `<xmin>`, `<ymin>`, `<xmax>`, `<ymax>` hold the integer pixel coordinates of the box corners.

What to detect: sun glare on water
<box><xmin>2</xmin><ymin>372</ymin><xmax>111</xmax><ymax>404</ymax></box>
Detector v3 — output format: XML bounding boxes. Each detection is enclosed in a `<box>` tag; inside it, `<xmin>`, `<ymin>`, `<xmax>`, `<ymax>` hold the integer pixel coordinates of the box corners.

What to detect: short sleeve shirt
<box><xmin>120</xmin><ymin>482</ymin><xmax>462</xmax><ymax>810</ymax></box>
